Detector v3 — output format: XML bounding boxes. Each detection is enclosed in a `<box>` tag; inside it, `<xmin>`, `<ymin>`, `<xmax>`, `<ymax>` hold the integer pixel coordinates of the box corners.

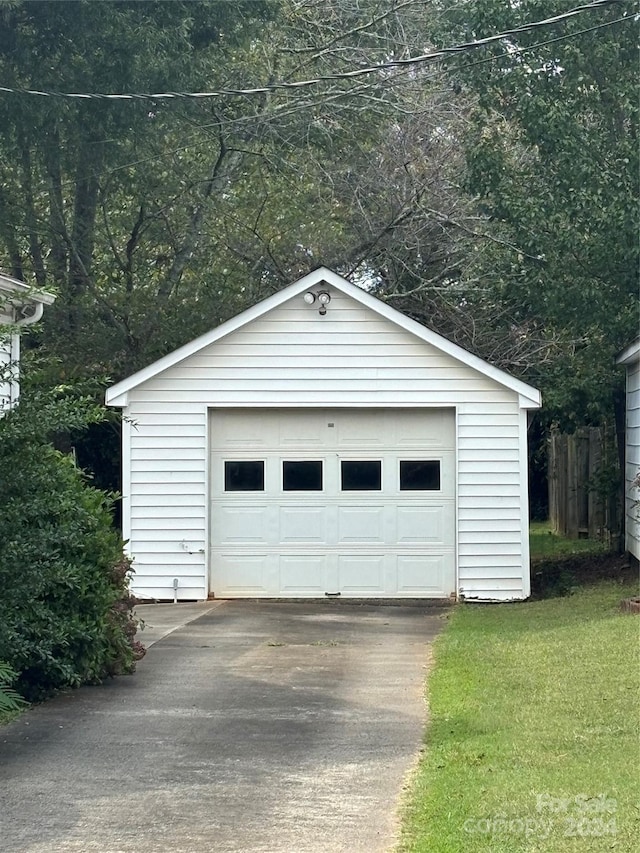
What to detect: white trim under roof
<box><xmin>0</xmin><ymin>272</ymin><xmax>56</xmax><ymax>307</ymax></box>
<box><xmin>616</xmin><ymin>338</ymin><xmax>640</xmax><ymax>366</ymax></box>
<box><xmin>106</xmin><ymin>267</ymin><xmax>542</xmax><ymax>409</ymax></box>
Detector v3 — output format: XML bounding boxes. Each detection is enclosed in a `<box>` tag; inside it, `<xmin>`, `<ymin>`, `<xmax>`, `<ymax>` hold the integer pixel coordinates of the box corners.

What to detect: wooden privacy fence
<box><xmin>548</xmin><ymin>426</ymin><xmax>621</xmax><ymax>542</ymax></box>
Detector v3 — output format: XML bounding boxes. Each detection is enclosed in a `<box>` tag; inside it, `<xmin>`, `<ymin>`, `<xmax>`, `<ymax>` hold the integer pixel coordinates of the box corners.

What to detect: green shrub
<box><xmin>0</xmin><ymin>391</ymin><xmax>142</xmax><ymax>701</ymax></box>
<box><xmin>0</xmin><ymin>661</ymin><xmax>26</xmax><ymax>715</ymax></box>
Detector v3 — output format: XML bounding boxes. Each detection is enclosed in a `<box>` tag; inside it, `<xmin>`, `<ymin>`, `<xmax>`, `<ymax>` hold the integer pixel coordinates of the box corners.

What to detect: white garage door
<box><xmin>209</xmin><ymin>409</ymin><xmax>455</xmax><ymax>598</ymax></box>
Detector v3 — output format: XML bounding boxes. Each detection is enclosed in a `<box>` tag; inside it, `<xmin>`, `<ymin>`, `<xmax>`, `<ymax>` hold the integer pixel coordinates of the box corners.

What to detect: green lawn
<box><xmin>529</xmin><ymin>521</ymin><xmax>608</xmax><ymax>559</ymax></box>
<box><xmin>399</xmin><ymin>581</ymin><xmax>639</xmax><ymax>852</ymax></box>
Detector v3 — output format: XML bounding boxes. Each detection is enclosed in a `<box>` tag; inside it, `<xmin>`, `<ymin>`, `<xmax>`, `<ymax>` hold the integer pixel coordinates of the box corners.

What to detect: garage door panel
<box><xmin>278</xmin><ymin>411</ymin><xmax>327</xmax><ymax>447</ymax></box>
<box><xmin>338</xmin><ymin>555</ymin><xmax>385</xmax><ymax>592</ymax></box>
<box><xmin>216</xmin><ymin>554</ymin><xmax>270</xmax><ymax>594</ymax></box>
<box><xmin>396</xmin><ymin>505</ymin><xmax>452</xmax><ymax>545</ymax></box>
<box><xmin>279</xmin><ymin>506</ymin><xmax>327</xmax><ymax>543</ymax></box>
<box><xmin>209</xmin><ymin>408</ymin><xmax>456</xmax><ymax>598</ymax></box>
<box><xmin>214</xmin><ymin>506</ymin><xmax>271</xmax><ymax>544</ymax></box>
<box><xmin>396</xmin><ymin>410</ymin><xmax>455</xmax><ymax>449</ymax></box>
<box><xmin>397</xmin><ymin>554</ymin><xmax>450</xmax><ymax>595</ymax></box>
<box><xmin>337</xmin><ymin>506</ymin><xmax>386</xmax><ymax>543</ymax></box>
<box><xmin>213</xmin><ymin>413</ymin><xmax>276</xmax><ymax>448</ymax></box>
<box><xmin>337</xmin><ymin>416</ymin><xmax>387</xmax><ymax>447</ymax></box>
<box><xmin>279</xmin><ymin>555</ymin><xmax>326</xmax><ymax>593</ymax></box>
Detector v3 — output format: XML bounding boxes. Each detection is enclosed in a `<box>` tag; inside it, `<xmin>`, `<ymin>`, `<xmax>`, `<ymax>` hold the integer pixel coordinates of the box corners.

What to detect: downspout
<box><xmin>15</xmin><ymin>301</ymin><xmax>45</xmax><ymax>327</ymax></box>
<box><xmin>9</xmin><ymin>302</ymin><xmax>45</xmax><ymax>406</ymax></box>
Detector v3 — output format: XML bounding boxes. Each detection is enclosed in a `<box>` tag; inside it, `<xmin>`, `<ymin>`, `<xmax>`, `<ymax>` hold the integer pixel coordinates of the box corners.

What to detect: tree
<box><xmin>0</xmin><ymin>0</ymin><xmax>276</xmax><ymax>376</ymax></box>
<box><xmin>0</xmin><ymin>0</ymin><xmax>479</xmax><ymax>382</ymax></box>
<box><xmin>425</xmin><ymin>0</ymin><xmax>638</xmax><ymax>429</ymax></box>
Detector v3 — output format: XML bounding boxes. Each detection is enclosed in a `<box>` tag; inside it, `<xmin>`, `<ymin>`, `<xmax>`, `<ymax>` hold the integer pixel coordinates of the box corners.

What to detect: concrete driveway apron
<box><xmin>0</xmin><ymin>601</ymin><xmax>446</xmax><ymax>853</ymax></box>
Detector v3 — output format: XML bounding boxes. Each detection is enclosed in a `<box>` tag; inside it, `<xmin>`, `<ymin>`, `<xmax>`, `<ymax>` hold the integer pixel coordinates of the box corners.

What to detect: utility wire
<box><xmin>10</xmin><ymin>13</ymin><xmax>632</xmax><ymax>202</ymax></box>
<box><xmin>0</xmin><ymin>0</ymin><xmax>631</xmax><ymax>102</ymax></box>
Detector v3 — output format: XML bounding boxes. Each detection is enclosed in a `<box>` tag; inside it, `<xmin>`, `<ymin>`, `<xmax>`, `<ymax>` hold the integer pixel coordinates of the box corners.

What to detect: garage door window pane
<box><xmin>400</xmin><ymin>460</ymin><xmax>440</xmax><ymax>491</ymax></box>
<box><xmin>341</xmin><ymin>460</ymin><xmax>382</xmax><ymax>491</ymax></box>
<box><xmin>283</xmin><ymin>461</ymin><xmax>323</xmax><ymax>491</ymax></box>
<box><xmin>225</xmin><ymin>461</ymin><xmax>264</xmax><ymax>491</ymax></box>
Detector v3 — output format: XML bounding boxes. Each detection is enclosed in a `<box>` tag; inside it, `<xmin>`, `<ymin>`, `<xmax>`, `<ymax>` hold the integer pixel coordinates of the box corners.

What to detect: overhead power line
<box><xmin>0</xmin><ymin>0</ymin><xmax>632</xmax><ymax>102</ymax></box>
<box><xmin>0</xmin><ymin>11</ymin><xmax>630</xmax><ymax>207</ymax></box>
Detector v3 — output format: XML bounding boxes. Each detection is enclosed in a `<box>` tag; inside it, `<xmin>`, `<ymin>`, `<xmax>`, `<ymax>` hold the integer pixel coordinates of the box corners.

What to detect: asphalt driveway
<box><xmin>0</xmin><ymin>601</ymin><xmax>446</xmax><ymax>853</ymax></box>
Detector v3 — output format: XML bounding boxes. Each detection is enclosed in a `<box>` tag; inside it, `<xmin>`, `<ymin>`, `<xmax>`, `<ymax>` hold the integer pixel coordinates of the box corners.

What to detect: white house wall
<box><xmin>624</xmin><ymin>358</ymin><xmax>640</xmax><ymax>560</ymax></box>
<box><xmin>0</xmin><ymin>341</ymin><xmax>10</xmax><ymax>410</ymax></box>
<box><xmin>1</xmin><ymin>306</ymin><xmax>12</xmax><ymax>410</ymax></box>
<box><xmin>123</xmin><ymin>289</ymin><xmax>529</xmax><ymax>601</ymax></box>
<box><xmin>0</xmin><ymin>324</ymin><xmax>18</xmax><ymax>412</ymax></box>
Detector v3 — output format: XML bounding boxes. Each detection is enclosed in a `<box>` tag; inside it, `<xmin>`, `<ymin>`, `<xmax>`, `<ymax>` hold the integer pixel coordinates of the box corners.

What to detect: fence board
<box><xmin>548</xmin><ymin>425</ymin><xmax>621</xmax><ymax>541</ymax></box>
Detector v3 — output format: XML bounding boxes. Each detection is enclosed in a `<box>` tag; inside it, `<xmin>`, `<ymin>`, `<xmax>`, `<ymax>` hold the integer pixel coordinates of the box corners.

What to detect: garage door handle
<box><xmin>325</xmin><ymin>591</ymin><xmax>341</xmax><ymax>598</ymax></box>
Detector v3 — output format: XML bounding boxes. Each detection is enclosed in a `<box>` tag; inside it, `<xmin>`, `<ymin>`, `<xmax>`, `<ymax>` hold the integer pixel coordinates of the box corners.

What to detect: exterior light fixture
<box><xmin>302</xmin><ymin>289</ymin><xmax>331</xmax><ymax>314</ymax></box>
<box><xmin>317</xmin><ymin>291</ymin><xmax>331</xmax><ymax>315</ymax></box>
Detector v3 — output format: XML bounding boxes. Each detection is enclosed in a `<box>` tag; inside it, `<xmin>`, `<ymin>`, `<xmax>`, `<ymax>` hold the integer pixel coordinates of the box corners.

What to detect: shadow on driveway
<box><xmin>0</xmin><ymin>601</ymin><xmax>448</xmax><ymax>853</ymax></box>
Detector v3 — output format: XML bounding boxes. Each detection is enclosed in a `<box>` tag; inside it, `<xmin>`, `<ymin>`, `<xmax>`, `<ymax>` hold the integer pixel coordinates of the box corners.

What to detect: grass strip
<box><xmin>399</xmin><ymin>580</ymin><xmax>640</xmax><ymax>852</ymax></box>
<box><xmin>529</xmin><ymin>521</ymin><xmax>608</xmax><ymax>559</ymax></box>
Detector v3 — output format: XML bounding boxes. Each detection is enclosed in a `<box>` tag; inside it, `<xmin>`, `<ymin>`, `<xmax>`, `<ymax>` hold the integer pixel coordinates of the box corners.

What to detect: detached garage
<box><xmin>106</xmin><ymin>267</ymin><xmax>540</xmax><ymax>602</ymax></box>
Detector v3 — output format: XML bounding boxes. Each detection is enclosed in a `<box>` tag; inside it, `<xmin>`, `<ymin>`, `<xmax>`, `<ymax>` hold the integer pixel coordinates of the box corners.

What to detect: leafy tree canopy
<box><xmin>0</xmin><ymin>0</ymin><xmax>636</xmax><ymax>433</ymax></box>
<box><xmin>424</xmin><ymin>0</ymin><xmax>639</xmax><ymax>427</ymax></box>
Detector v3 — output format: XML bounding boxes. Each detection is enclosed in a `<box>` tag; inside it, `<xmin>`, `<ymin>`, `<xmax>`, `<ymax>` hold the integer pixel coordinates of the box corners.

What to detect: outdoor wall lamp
<box><xmin>302</xmin><ymin>289</ymin><xmax>331</xmax><ymax>315</ymax></box>
<box><xmin>317</xmin><ymin>291</ymin><xmax>331</xmax><ymax>311</ymax></box>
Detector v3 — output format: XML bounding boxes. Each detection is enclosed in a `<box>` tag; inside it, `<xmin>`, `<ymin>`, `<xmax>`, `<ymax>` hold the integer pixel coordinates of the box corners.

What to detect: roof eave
<box><xmin>0</xmin><ymin>272</ymin><xmax>56</xmax><ymax>306</ymax></box>
<box><xmin>616</xmin><ymin>338</ymin><xmax>640</xmax><ymax>366</ymax></box>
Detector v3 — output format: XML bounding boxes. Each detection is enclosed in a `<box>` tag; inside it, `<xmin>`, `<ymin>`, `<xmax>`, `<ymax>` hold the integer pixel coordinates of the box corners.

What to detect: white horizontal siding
<box><xmin>124</xmin><ymin>401</ymin><xmax>208</xmax><ymax>600</ymax></box>
<box><xmin>189</xmin><ymin>353</ymin><xmax>452</xmax><ymax>368</ymax></box>
<box><xmin>626</xmin><ymin>387</ymin><xmax>640</xmax><ymax>414</ymax></box>
<box><xmin>459</xmin><ymin>530</ymin><xmax>522</xmax><ymax>545</ymax></box>
<box><xmin>134</xmin><ymin>482</ymin><xmax>206</xmax><ymax>495</ymax></box>
<box><xmin>0</xmin><ymin>341</ymin><xmax>10</xmax><ymax>410</ymax></box>
<box><xmin>122</xmin><ymin>288</ymin><xmax>530</xmax><ymax>601</ymax></box>
<box><xmin>461</xmin><ymin>584</ymin><xmax>525</xmax><ymax>602</ymax></box>
<box><xmin>460</xmin><ymin>566</ymin><xmax>526</xmax><ymax>580</ymax></box>
<box><xmin>132</xmin><ymin>505</ymin><xmax>205</xmax><ymax>520</ymax></box>
<box><xmin>624</xmin><ymin>358</ymin><xmax>640</xmax><ymax>559</ymax></box>
<box><xmin>459</xmin><ymin>517</ymin><xmax>521</xmax><ymax>532</ymax></box>
<box><xmin>457</xmin><ymin>403</ymin><xmax>527</xmax><ymax>599</ymax></box>
<box><xmin>131</xmin><ymin>422</ymin><xmax>205</xmax><ymax>435</ymax></box>
<box><xmin>458</xmin><ymin>506</ymin><xmax>522</xmax><ymax>520</ymax></box>
<box><xmin>140</xmin><ymin>294</ymin><xmax>511</xmax><ymax>405</ymax></box>
<box><xmin>129</xmin><ymin>391</ymin><xmax>513</xmax><ymax>407</ymax></box>
<box><xmin>131</xmin><ymin>545</ymin><xmax>206</xmax><ymax>558</ymax></box>
<box><xmin>459</xmin><ymin>461</ymin><xmax>520</xmax><ymax>474</ymax></box>
<box><xmin>142</xmin><ymin>374</ymin><xmax>505</xmax><ymax>389</ymax></box>
<box><xmin>458</xmin><ymin>449</ymin><xmax>519</xmax><ymax>464</ymax></box>
<box><xmin>0</xmin><ymin>334</ymin><xmax>18</xmax><ymax>411</ymax></box>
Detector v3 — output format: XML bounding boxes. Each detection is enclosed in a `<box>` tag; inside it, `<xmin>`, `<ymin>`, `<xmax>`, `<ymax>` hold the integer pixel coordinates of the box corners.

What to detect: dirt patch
<box><xmin>530</xmin><ymin>552</ymin><xmax>637</xmax><ymax>599</ymax></box>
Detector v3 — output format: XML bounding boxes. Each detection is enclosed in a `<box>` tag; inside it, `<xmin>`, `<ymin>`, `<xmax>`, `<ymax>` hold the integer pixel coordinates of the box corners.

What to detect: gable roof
<box><xmin>106</xmin><ymin>267</ymin><xmax>541</xmax><ymax>408</ymax></box>
<box><xmin>616</xmin><ymin>337</ymin><xmax>640</xmax><ymax>366</ymax></box>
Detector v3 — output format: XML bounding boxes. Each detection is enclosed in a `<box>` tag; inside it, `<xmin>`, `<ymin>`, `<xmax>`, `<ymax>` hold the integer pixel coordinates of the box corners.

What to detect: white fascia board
<box><xmin>105</xmin><ymin>266</ymin><xmax>541</xmax><ymax>408</ymax></box>
<box><xmin>0</xmin><ymin>273</ymin><xmax>56</xmax><ymax>306</ymax></box>
<box><xmin>519</xmin><ymin>392</ymin><xmax>542</xmax><ymax>410</ymax></box>
<box><xmin>616</xmin><ymin>338</ymin><xmax>640</xmax><ymax>366</ymax></box>
<box><xmin>107</xmin><ymin>389</ymin><xmax>129</xmax><ymax>407</ymax></box>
